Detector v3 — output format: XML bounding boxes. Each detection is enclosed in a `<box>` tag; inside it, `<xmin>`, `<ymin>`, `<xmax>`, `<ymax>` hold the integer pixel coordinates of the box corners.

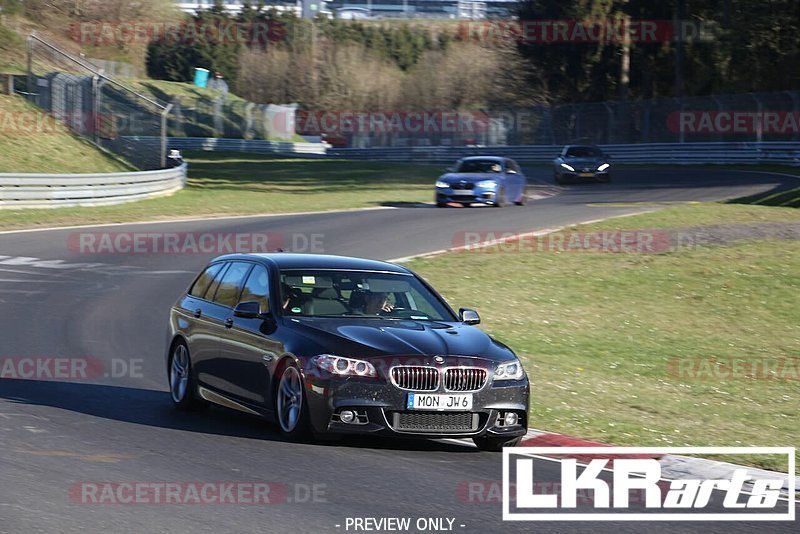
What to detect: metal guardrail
<box><xmin>327</xmin><ymin>142</ymin><xmax>800</xmax><ymax>165</ymax></box>
<box><xmin>123</xmin><ymin>137</ymin><xmax>330</xmax><ymax>155</ymax></box>
<box><xmin>0</xmin><ymin>164</ymin><xmax>187</xmax><ymax>209</ymax></box>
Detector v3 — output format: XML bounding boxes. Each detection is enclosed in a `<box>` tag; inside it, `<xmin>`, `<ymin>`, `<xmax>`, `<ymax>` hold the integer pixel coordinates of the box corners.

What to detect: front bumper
<box><xmin>303</xmin><ymin>356</ymin><xmax>529</xmax><ymax>439</ymax></box>
<box><xmin>436</xmin><ymin>184</ymin><xmax>498</xmax><ymax>205</ymax></box>
<box><xmin>557</xmin><ymin>167</ymin><xmax>610</xmax><ymax>182</ymax></box>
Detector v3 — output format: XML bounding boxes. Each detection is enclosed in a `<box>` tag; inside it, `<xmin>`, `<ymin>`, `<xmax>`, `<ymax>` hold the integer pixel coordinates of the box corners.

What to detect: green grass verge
<box><xmin>0</xmin><ymin>95</ymin><xmax>131</xmax><ymax>174</ymax></box>
<box><xmin>0</xmin><ymin>152</ymin><xmax>439</xmax><ymax>230</ymax></box>
<box><xmin>407</xmin><ymin>202</ymin><xmax>800</xmax><ymax>472</ymax></box>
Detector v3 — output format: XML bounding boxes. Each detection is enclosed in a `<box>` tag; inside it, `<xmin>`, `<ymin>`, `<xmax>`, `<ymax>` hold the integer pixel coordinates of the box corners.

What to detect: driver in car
<box><xmin>363</xmin><ymin>292</ymin><xmax>395</xmax><ymax>315</ymax></box>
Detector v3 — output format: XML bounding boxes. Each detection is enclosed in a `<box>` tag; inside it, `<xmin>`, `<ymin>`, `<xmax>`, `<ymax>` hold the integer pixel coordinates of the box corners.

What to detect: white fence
<box><xmin>0</xmin><ymin>164</ymin><xmax>187</xmax><ymax>209</ymax></box>
<box><xmin>327</xmin><ymin>142</ymin><xmax>800</xmax><ymax>165</ymax></box>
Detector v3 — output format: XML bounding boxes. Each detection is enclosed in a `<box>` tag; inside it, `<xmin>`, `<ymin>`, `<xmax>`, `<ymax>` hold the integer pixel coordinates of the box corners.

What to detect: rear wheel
<box><xmin>473</xmin><ymin>435</ymin><xmax>522</xmax><ymax>452</ymax></box>
<box><xmin>169</xmin><ymin>342</ymin><xmax>207</xmax><ymax>411</ymax></box>
<box><xmin>276</xmin><ymin>363</ymin><xmax>312</xmax><ymax>441</ymax></box>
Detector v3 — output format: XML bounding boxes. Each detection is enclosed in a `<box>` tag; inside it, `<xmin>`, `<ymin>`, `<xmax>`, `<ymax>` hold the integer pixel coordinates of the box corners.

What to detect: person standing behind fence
<box><xmin>207</xmin><ymin>71</ymin><xmax>229</xmax><ymax>98</ymax></box>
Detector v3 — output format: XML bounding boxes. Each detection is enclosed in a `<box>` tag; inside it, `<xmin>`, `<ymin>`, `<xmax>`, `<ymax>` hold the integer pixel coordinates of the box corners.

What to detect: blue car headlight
<box><xmin>494</xmin><ymin>358</ymin><xmax>525</xmax><ymax>381</ymax></box>
<box><xmin>435</xmin><ymin>180</ymin><xmax>449</xmax><ymax>188</ymax></box>
<box><xmin>476</xmin><ymin>180</ymin><xmax>497</xmax><ymax>189</ymax></box>
<box><xmin>560</xmin><ymin>163</ymin><xmax>575</xmax><ymax>172</ymax></box>
<box><xmin>597</xmin><ymin>163</ymin><xmax>610</xmax><ymax>172</ymax></box>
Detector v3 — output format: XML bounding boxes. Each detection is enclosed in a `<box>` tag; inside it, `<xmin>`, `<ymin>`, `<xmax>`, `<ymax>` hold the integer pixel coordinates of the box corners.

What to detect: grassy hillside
<box><xmin>0</xmin><ymin>95</ymin><xmax>131</xmax><ymax>173</ymax></box>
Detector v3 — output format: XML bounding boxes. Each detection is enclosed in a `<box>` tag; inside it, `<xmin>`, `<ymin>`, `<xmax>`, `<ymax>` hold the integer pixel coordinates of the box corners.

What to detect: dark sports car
<box><xmin>553</xmin><ymin>145</ymin><xmax>612</xmax><ymax>184</ymax></box>
<box><xmin>166</xmin><ymin>253</ymin><xmax>529</xmax><ymax>450</ymax></box>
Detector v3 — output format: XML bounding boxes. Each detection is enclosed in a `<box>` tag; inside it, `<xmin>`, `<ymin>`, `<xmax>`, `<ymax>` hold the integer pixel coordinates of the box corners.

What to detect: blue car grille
<box><xmin>450</xmin><ymin>182</ymin><xmax>474</xmax><ymax>190</ymax></box>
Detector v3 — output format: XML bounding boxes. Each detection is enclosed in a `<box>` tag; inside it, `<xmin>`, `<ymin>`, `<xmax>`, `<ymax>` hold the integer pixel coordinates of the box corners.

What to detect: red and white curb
<box><xmin>519</xmin><ymin>428</ymin><xmax>798</xmax><ymax>495</ymax></box>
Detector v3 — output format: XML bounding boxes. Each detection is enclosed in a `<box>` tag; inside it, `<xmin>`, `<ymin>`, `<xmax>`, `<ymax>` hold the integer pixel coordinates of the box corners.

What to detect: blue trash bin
<box><xmin>193</xmin><ymin>68</ymin><xmax>209</xmax><ymax>88</ymax></box>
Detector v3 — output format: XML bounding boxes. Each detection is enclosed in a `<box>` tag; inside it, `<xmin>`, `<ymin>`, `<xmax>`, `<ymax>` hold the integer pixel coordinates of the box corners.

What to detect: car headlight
<box><xmin>476</xmin><ymin>180</ymin><xmax>497</xmax><ymax>189</ymax></box>
<box><xmin>494</xmin><ymin>359</ymin><xmax>525</xmax><ymax>381</ymax></box>
<box><xmin>597</xmin><ymin>163</ymin><xmax>610</xmax><ymax>172</ymax></box>
<box><xmin>560</xmin><ymin>163</ymin><xmax>575</xmax><ymax>172</ymax></box>
<box><xmin>312</xmin><ymin>354</ymin><xmax>377</xmax><ymax>377</ymax></box>
<box><xmin>435</xmin><ymin>180</ymin><xmax>449</xmax><ymax>188</ymax></box>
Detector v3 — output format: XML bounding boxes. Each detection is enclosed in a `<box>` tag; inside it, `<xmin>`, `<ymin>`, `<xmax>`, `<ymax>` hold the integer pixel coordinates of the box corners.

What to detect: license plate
<box><xmin>579</xmin><ymin>172</ymin><xmax>594</xmax><ymax>177</ymax></box>
<box><xmin>450</xmin><ymin>189</ymin><xmax>472</xmax><ymax>195</ymax></box>
<box><xmin>406</xmin><ymin>393</ymin><xmax>473</xmax><ymax>411</ymax></box>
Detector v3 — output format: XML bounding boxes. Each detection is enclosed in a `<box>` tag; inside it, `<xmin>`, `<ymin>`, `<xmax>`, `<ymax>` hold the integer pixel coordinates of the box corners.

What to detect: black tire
<box><xmin>275</xmin><ymin>361</ymin><xmax>313</xmax><ymax>441</ymax></box>
<box><xmin>554</xmin><ymin>173</ymin><xmax>564</xmax><ymax>185</ymax></box>
<box><xmin>493</xmin><ymin>187</ymin><xmax>506</xmax><ymax>208</ymax></box>
<box><xmin>436</xmin><ymin>201</ymin><xmax>447</xmax><ymax>208</ymax></box>
<box><xmin>168</xmin><ymin>341</ymin><xmax>207</xmax><ymax>411</ymax></box>
<box><xmin>472</xmin><ymin>435</ymin><xmax>522</xmax><ymax>452</ymax></box>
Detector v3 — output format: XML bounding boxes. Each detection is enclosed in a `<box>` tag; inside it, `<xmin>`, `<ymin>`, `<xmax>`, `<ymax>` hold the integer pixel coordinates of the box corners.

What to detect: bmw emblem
<box><xmin>434</xmin><ymin>356</ymin><xmax>445</xmax><ymax>364</ymax></box>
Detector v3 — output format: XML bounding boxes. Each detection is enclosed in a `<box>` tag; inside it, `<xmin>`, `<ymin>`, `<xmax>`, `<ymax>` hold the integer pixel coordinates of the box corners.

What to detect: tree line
<box><xmin>142</xmin><ymin>0</ymin><xmax>799</xmax><ymax>110</ymax></box>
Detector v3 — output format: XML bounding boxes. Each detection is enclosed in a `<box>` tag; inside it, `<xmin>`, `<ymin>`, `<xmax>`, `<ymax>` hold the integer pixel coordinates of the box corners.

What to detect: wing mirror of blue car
<box><xmin>459</xmin><ymin>308</ymin><xmax>480</xmax><ymax>325</ymax></box>
<box><xmin>506</xmin><ymin>169</ymin><xmax>517</xmax><ymax>174</ymax></box>
<box><xmin>234</xmin><ymin>301</ymin><xmax>266</xmax><ymax>319</ymax></box>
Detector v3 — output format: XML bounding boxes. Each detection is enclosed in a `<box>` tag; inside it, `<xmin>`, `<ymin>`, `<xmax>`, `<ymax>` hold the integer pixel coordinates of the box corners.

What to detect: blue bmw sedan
<box><xmin>435</xmin><ymin>156</ymin><xmax>527</xmax><ymax>207</ymax></box>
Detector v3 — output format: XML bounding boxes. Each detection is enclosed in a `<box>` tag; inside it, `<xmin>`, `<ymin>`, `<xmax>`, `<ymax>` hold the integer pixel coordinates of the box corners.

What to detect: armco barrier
<box><xmin>327</xmin><ymin>142</ymin><xmax>800</xmax><ymax>165</ymax></box>
<box><xmin>0</xmin><ymin>163</ymin><xmax>187</xmax><ymax>209</ymax></box>
<box><xmin>124</xmin><ymin>137</ymin><xmax>330</xmax><ymax>155</ymax></box>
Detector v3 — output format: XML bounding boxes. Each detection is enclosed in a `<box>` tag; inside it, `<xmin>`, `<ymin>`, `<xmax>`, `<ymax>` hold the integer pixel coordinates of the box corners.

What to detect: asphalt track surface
<box><xmin>0</xmin><ymin>167</ymin><xmax>796</xmax><ymax>533</ymax></box>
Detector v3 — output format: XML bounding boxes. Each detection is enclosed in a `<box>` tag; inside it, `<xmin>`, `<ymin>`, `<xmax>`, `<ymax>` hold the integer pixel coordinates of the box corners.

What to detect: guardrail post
<box><xmin>161</xmin><ymin>103</ymin><xmax>173</xmax><ymax>168</ymax></box>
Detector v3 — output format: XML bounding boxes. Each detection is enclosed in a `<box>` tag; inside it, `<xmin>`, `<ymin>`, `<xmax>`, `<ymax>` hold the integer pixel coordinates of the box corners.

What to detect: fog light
<box><xmin>340</xmin><ymin>410</ymin><xmax>355</xmax><ymax>424</ymax></box>
<box><xmin>504</xmin><ymin>412</ymin><xmax>518</xmax><ymax>426</ymax></box>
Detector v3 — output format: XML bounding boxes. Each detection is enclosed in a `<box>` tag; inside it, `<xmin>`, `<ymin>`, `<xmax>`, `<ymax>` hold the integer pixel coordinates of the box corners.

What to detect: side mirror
<box><xmin>459</xmin><ymin>308</ymin><xmax>480</xmax><ymax>325</ymax></box>
<box><xmin>234</xmin><ymin>301</ymin><xmax>263</xmax><ymax>319</ymax></box>
<box><xmin>506</xmin><ymin>169</ymin><xmax>517</xmax><ymax>174</ymax></box>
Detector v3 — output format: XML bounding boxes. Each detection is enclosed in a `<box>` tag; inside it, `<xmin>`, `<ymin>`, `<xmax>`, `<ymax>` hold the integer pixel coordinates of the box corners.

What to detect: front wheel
<box><xmin>493</xmin><ymin>187</ymin><xmax>506</xmax><ymax>207</ymax></box>
<box><xmin>472</xmin><ymin>435</ymin><xmax>522</xmax><ymax>452</ymax></box>
<box><xmin>169</xmin><ymin>342</ymin><xmax>207</xmax><ymax>411</ymax></box>
<box><xmin>276</xmin><ymin>363</ymin><xmax>312</xmax><ymax>440</ymax></box>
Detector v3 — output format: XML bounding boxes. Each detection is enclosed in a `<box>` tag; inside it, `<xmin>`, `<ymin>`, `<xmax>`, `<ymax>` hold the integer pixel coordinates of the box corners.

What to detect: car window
<box><xmin>239</xmin><ymin>265</ymin><xmax>270</xmax><ymax>313</ymax></box>
<box><xmin>189</xmin><ymin>263</ymin><xmax>224</xmax><ymax>299</ymax></box>
<box><xmin>279</xmin><ymin>269</ymin><xmax>455</xmax><ymax>320</ymax></box>
<box><xmin>212</xmin><ymin>262</ymin><xmax>253</xmax><ymax>308</ymax></box>
<box><xmin>455</xmin><ymin>159</ymin><xmax>503</xmax><ymax>173</ymax></box>
<box><xmin>566</xmin><ymin>146</ymin><xmax>602</xmax><ymax>158</ymax></box>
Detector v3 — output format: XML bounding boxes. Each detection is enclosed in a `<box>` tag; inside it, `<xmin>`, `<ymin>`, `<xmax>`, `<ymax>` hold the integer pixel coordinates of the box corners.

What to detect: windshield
<box><xmin>279</xmin><ymin>269</ymin><xmax>455</xmax><ymax>321</ymax></box>
<box><xmin>565</xmin><ymin>146</ymin><xmax>603</xmax><ymax>158</ymax></box>
<box><xmin>455</xmin><ymin>160</ymin><xmax>503</xmax><ymax>173</ymax></box>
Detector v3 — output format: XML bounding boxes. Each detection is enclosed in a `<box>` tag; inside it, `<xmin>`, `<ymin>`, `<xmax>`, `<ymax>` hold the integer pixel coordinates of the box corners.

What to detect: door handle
<box><xmin>193</xmin><ymin>308</ymin><xmax>202</xmax><ymax>318</ymax></box>
<box><xmin>224</xmin><ymin>317</ymin><xmax>234</xmax><ymax>328</ymax></box>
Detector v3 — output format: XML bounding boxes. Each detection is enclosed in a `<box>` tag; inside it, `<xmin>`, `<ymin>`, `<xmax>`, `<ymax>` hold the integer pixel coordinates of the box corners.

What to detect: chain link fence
<box><xmin>298</xmin><ymin>92</ymin><xmax>800</xmax><ymax>148</ymax></box>
<box><xmin>24</xmin><ymin>33</ymin><xmax>170</xmax><ymax>170</ymax></box>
